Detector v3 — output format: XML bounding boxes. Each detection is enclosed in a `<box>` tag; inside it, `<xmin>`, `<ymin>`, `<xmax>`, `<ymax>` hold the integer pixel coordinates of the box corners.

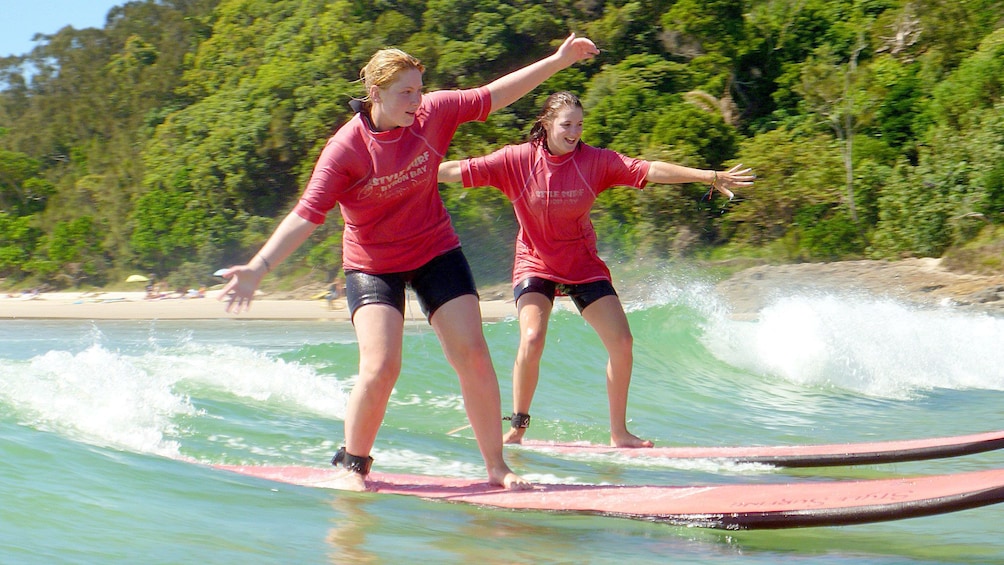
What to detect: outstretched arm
<box><xmin>647</xmin><ymin>162</ymin><xmax>755</xmax><ymax>199</ymax></box>
<box><xmin>485</xmin><ymin>33</ymin><xmax>598</xmax><ymax>113</ymax></box>
<box><xmin>438</xmin><ymin>160</ymin><xmax>462</xmax><ymax>184</ymax></box>
<box><xmin>218</xmin><ymin>212</ymin><xmax>318</xmax><ymax>312</ymax></box>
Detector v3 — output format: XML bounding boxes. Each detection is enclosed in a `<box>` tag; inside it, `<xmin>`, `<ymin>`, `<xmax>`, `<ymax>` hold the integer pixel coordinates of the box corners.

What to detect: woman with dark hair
<box><xmin>219</xmin><ymin>38</ymin><xmax>599</xmax><ymax>491</ymax></box>
<box><xmin>439</xmin><ymin>91</ymin><xmax>754</xmax><ymax>447</ymax></box>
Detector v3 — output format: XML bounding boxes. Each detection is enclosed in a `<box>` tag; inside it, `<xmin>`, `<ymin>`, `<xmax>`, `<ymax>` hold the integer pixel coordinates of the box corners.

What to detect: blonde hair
<box><xmin>529</xmin><ymin>91</ymin><xmax>583</xmax><ymax>147</ymax></box>
<box><xmin>360</xmin><ymin>48</ymin><xmax>425</xmax><ymax>93</ymax></box>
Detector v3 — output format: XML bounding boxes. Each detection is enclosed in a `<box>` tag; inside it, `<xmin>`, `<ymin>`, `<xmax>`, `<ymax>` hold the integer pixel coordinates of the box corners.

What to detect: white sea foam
<box><xmin>147</xmin><ymin>342</ymin><xmax>349</xmax><ymax>417</ymax></box>
<box><xmin>0</xmin><ymin>336</ymin><xmax>349</xmax><ymax>458</ymax></box>
<box><xmin>0</xmin><ymin>344</ymin><xmax>192</xmax><ymax>457</ymax></box>
<box><xmin>702</xmin><ymin>291</ymin><xmax>1004</xmax><ymax>398</ymax></box>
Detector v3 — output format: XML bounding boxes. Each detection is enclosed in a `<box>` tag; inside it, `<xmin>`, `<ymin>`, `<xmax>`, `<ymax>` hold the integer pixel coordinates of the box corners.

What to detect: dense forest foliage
<box><xmin>1</xmin><ymin>0</ymin><xmax>1003</xmax><ymax>291</ymax></box>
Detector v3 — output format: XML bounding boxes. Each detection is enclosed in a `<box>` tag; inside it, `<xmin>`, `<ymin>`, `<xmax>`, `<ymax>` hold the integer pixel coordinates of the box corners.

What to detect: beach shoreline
<box><xmin>1</xmin><ymin>290</ymin><xmax>517</xmax><ymax>322</ymax></box>
<box><xmin>5</xmin><ymin>257</ymin><xmax>1003</xmax><ymax>321</ymax></box>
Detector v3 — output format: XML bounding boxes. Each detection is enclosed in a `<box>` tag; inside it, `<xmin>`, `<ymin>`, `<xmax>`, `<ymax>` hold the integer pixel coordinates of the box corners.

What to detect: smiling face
<box><xmin>544</xmin><ymin>105</ymin><xmax>584</xmax><ymax>156</ymax></box>
<box><xmin>369</xmin><ymin>68</ymin><xmax>424</xmax><ymax>131</ymax></box>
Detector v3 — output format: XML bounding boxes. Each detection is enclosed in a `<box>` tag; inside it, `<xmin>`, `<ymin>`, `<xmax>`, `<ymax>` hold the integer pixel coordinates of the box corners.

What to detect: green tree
<box><xmin>795</xmin><ymin>39</ymin><xmax>876</xmax><ymax>223</ymax></box>
<box><xmin>582</xmin><ymin>55</ymin><xmax>688</xmax><ymax>154</ymax></box>
<box><xmin>0</xmin><ymin>212</ymin><xmax>40</xmax><ymax>278</ymax></box>
<box><xmin>3</xmin><ymin>0</ymin><xmax>1004</xmax><ymax>288</ymax></box>
<box><xmin>0</xmin><ymin>149</ymin><xmax>52</xmax><ymax>215</ymax></box>
<box><xmin>727</xmin><ymin>126</ymin><xmax>845</xmax><ymax>254</ymax></box>
<box><xmin>868</xmin><ymin>55</ymin><xmax>922</xmax><ymax>155</ymax></box>
<box><xmin>926</xmin><ymin>27</ymin><xmax>1004</xmax><ymax>130</ymax></box>
<box><xmin>872</xmin><ymin>103</ymin><xmax>1004</xmax><ymax>256</ymax></box>
<box><xmin>130</xmin><ymin>188</ymin><xmax>214</xmax><ymax>274</ymax></box>
<box><xmin>42</xmin><ymin>216</ymin><xmax>105</xmax><ymax>286</ymax></box>
<box><xmin>649</xmin><ymin>102</ymin><xmax>738</xmax><ymax>167</ymax></box>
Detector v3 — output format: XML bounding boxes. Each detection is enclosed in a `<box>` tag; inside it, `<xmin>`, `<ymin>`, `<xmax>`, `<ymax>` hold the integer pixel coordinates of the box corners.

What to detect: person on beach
<box><xmin>325</xmin><ymin>277</ymin><xmax>344</xmax><ymax>310</ymax></box>
<box><xmin>219</xmin><ymin>38</ymin><xmax>599</xmax><ymax>490</ymax></box>
<box><xmin>438</xmin><ymin>91</ymin><xmax>754</xmax><ymax>447</ymax></box>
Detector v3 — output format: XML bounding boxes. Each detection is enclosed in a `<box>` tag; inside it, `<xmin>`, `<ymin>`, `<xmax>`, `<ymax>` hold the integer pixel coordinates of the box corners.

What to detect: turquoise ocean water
<box><xmin>3</xmin><ymin>271</ymin><xmax>1004</xmax><ymax>564</ymax></box>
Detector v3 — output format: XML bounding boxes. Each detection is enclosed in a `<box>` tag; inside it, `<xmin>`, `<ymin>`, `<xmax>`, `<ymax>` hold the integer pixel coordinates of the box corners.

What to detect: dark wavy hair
<box><xmin>528</xmin><ymin>91</ymin><xmax>583</xmax><ymax>147</ymax></box>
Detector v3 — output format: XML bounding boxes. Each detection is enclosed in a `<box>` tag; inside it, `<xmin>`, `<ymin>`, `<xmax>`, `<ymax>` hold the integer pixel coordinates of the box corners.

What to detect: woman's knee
<box><xmin>358</xmin><ymin>354</ymin><xmax>402</xmax><ymax>387</ymax></box>
<box><xmin>519</xmin><ymin>325</ymin><xmax>547</xmax><ymax>359</ymax></box>
<box><xmin>606</xmin><ymin>327</ymin><xmax>633</xmax><ymax>359</ymax></box>
<box><xmin>437</xmin><ymin>329</ymin><xmax>492</xmax><ymax>373</ymax></box>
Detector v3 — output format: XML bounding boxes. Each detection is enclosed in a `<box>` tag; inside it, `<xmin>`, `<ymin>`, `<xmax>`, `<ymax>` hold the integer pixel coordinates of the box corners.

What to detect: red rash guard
<box><xmin>294</xmin><ymin>87</ymin><xmax>491</xmax><ymax>273</ymax></box>
<box><xmin>460</xmin><ymin>142</ymin><xmax>650</xmax><ymax>285</ymax></box>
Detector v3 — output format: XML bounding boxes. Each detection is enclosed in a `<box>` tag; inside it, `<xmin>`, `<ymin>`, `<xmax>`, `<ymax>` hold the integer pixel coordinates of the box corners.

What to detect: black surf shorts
<box><xmin>344</xmin><ymin>248</ymin><xmax>478</xmax><ymax>323</ymax></box>
<box><xmin>513</xmin><ymin>277</ymin><xmax>617</xmax><ymax>313</ymax></box>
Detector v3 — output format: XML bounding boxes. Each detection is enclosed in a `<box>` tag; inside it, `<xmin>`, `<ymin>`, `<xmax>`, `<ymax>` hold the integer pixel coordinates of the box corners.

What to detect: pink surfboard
<box><xmin>214</xmin><ymin>464</ymin><xmax>1004</xmax><ymax>529</ymax></box>
<box><xmin>518</xmin><ymin>429</ymin><xmax>1004</xmax><ymax>467</ymax></box>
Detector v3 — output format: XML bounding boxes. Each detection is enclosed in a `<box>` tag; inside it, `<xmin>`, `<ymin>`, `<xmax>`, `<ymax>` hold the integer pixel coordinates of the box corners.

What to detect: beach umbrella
<box><xmin>125</xmin><ymin>274</ymin><xmax>150</xmax><ymax>283</ymax></box>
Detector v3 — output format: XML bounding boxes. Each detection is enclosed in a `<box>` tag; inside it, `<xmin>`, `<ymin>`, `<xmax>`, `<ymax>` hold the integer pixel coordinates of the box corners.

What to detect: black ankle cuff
<box><xmin>505</xmin><ymin>412</ymin><xmax>531</xmax><ymax>429</ymax></box>
<box><xmin>331</xmin><ymin>447</ymin><xmax>373</xmax><ymax>476</ymax></box>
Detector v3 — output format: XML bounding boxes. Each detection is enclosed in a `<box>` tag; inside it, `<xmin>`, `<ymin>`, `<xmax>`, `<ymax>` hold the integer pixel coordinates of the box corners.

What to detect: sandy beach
<box><xmin>1</xmin><ymin>290</ymin><xmax>517</xmax><ymax>322</ymax></box>
<box><xmin>5</xmin><ymin>257</ymin><xmax>1003</xmax><ymax>321</ymax></box>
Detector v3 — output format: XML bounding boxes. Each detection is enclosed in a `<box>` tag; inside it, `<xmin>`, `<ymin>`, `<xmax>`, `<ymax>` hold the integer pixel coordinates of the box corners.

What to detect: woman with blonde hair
<box><xmin>220</xmin><ymin>37</ymin><xmax>598</xmax><ymax>491</ymax></box>
<box><xmin>440</xmin><ymin>91</ymin><xmax>754</xmax><ymax>448</ymax></box>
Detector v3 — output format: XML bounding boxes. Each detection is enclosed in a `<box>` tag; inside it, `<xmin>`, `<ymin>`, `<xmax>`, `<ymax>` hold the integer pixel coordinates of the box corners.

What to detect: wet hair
<box><xmin>356</xmin><ymin>48</ymin><xmax>425</xmax><ymax>110</ymax></box>
<box><xmin>528</xmin><ymin>91</ymin><xmax>583</xmax><ymax>147</ymax></box>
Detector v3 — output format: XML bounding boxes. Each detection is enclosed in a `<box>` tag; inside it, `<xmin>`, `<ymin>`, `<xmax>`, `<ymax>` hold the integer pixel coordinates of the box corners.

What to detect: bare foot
<box><xmin>612</xmin><ymin>432</ymin><xmax>654</xmax><ymax>448</ymax></box>
<box><xmin>489</xmin><ymin>466</ymin><xmax>534</xmax><ymax>491</ymax></box>
<box><xmin>315</xmin><ymin>468</ymin><xmax>368</xmax><ymax>491</ymax></box>
<box><xmin>502</xmin><ymin>427</ymin><xmax>525</xmax><ymax>444</ymax></box>
<box><xmin>502</xmin><ymin>472</ymin><xmax>534</xmax><ymax>490</ymax></box>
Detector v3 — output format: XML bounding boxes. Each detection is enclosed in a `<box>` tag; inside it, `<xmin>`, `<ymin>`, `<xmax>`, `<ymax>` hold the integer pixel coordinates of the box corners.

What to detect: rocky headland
<box><xmin>716</xmin><ymin>258</ymin><xmax>1004</xmax><ymax>318</ymax></box>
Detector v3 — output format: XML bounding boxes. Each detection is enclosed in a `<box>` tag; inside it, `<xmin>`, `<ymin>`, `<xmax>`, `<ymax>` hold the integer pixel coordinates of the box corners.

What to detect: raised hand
<box><xmin>554</xmin><ymin>33</ymin><xmax>600</xmax><ymax>66</ymax></box>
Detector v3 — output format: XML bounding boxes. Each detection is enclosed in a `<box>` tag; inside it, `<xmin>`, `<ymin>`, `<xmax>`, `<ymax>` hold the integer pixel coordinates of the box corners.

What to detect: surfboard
<box><xmin>214</xmin><ymin>464</ymin><xmax>1004</xmax><ymax>529</ymax></box>
<box><xmin>517</xmin><ymin>429</ymin><xmax>1004</xmax><ymax>467</ymax></box>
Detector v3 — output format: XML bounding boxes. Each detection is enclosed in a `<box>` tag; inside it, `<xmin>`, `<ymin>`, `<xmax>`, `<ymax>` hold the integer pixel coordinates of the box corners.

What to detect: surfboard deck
<box><xmin>214</xmin><ymin>464</ymin><xmax>1004</xmax><ymax>529</ymax></box>
<box><xmin>517</xmin><ymin>429</ymin><xmax>1004</xmax><ymax>467</ymax></box>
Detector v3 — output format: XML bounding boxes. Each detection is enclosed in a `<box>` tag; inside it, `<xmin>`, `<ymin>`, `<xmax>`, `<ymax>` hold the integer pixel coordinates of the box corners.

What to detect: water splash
<box><xmin>0</xmin><ymin>336</ymin><xmax>349</xmax><ymax>458</ymax></box>
<box><xmin>703</xmin><ymin>292</ymin><xmax>1004</xmax><ymax>398</ymax></box>
<box><xmin>1</xmin><ymin>344</ymin><xmax>193</xmax><ymax>457</ymax></box>
<box><xmin>148</xmin><ymin>342</ymin><xmax>349</xmax><ymax>418</ymax></box>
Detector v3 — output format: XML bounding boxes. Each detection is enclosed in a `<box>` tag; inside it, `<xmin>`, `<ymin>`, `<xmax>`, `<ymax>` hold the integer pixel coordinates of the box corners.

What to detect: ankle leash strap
<box><xmin>331</xmin><ymin>447</ymin><xmax>374</xmax><ymax>475</ymax></box>
<box><xmin>504</xmin><ymin>412</ymin><xmax>531</xmax><ymax>429</ymax></box>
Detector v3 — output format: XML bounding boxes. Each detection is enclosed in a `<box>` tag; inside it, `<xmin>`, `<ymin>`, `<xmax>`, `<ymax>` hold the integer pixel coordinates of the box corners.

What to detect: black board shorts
<box><xmin>513</xmin><ymin>277</ymin><xmax>617</xmax><ymax>313</ymax></box>
<box><xmin>344</xmin><ymin>248</ymin><xmax>478</xmax><ymax>323</ymax></box>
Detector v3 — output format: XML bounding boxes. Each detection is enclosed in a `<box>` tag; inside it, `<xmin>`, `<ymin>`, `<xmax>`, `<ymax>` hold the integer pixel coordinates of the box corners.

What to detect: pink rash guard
<box><xmin>459</xmin><ymin>142</ymin><xmax>650</xmax><ymax>285</ymax></box>
<box><xmin>294</xmin><ymin>87</ymin><xmax>491</xmax><ymax>273</ymax></box>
